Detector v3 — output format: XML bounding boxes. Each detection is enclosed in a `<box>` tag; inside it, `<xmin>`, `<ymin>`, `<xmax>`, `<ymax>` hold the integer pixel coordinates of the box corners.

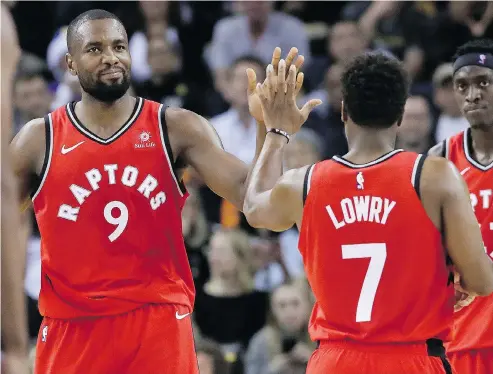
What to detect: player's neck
<box><xmin>345</xmin><ymin>128</ymin><xmax>396</xmax><ymax>163</ymax></box>
<box><xmin>470</xmin><ymin>126</ymin><xmax>493</xmax><ymax>154</ymax></box>
<box><xmin>77</xmin><ymin>94</ymin><xmax>136</xmax><ymax>130</ymax></box>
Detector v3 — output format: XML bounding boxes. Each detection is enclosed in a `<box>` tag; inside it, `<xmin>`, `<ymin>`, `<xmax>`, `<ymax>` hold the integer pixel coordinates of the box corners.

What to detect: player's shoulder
<box><xmin>164</xmin><ymin>107</ymin><xmax>222</xmax><ymax>148</ymax></box>
<box><xmin>421</xmin><ymin>155</ymin><xmax>462</xmax><ymax>197</ymax></box>
<box><xmin>14</xmin><ymin>117</ymin><xmax>46</xmax><ymax>143</ymax></box>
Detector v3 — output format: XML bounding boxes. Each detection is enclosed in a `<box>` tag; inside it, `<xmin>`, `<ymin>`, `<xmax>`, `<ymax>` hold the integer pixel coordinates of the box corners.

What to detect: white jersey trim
<box><xmin>411</xmin><ymin>154</ymin><xmax>423</xmax><ymax>188</ymax></box>
<box><xmin>32</xmin><ymin>114</ymin><xmax>54</xmax><ymax>202</ymax></box>
<box><xmin>463</xmin><ymin>128</ymin><xmax>493</xmax><ymax>171</ymax></box>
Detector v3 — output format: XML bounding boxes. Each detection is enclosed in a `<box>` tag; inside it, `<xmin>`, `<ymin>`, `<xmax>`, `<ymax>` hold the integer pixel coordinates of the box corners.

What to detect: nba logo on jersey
<box><xmin>42</xmin><ymin>326</ymin><xmax>48</xmax><ymax>342</ymax></box>
<box><xmin>479</xmin><ymin>54</ymin><xmax>486</xmax><ymax>64</ymax></box>
<box><xmin>356</xmin><ymin>172</ymin><xmax>364</xmax><ymax>190</ymax></box>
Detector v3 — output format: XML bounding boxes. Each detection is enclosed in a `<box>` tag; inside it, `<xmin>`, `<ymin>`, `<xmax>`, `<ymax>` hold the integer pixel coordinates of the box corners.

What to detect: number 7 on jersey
<box><xmin>342</xmin><ymin>243</ymin><xmax>387</xmax><ymax>323</ymax></box>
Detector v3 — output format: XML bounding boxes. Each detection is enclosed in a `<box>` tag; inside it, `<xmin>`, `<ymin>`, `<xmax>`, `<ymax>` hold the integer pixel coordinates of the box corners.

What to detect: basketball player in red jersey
<box><xmin>8</xmin><ymin>9</ymin><xmax>316</xmax><ymax>374</ymax></box>
<box><xmin>243</xmin><ymin>52</ymin><xmax>493</xmax><ymax>374</ymax></box>
<box><xmin>1</xmin><ymin>3</ymin><xmax>30</xmax><ymax>374</ymax></box>
<box><xmin>429</xmin><ymin>39</ymin><xmax>493</xmax><ymax>374</ymax></box>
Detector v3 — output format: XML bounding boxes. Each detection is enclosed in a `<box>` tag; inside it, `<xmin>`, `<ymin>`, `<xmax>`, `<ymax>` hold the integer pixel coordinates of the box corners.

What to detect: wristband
<box><xmin>267</xmin><ymin>128</ymin><xmax>290</xmax><ymax>143</ymax></box>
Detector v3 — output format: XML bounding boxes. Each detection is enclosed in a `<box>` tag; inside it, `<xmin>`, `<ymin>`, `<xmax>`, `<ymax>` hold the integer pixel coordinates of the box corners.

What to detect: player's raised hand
<box><xmin>256</xmin><ymin>59</ymin><xmax>322</xmax><ymax>135</ymax></box>
<box><xmin>247</xmin><ymin>47</ymin><xmax>304</xmax><ymax>123</ymax></box>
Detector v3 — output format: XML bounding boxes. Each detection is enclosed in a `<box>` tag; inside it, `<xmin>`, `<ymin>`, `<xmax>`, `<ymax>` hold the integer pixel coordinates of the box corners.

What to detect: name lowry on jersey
<box><xmin>57</xmin><ymin>164</ymin><xmax>167</xmax><ymax>222</ymax></box>
<box><xmin>326</xmin><ymin>196</ymin><xmax>396</xmax><ymax>229</ymax></box>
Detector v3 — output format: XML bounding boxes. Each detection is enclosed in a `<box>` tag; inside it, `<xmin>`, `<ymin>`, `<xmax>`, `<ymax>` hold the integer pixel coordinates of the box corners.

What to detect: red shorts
<box><xmin>307</xmin><ymin>340</ymin><xmax>456</xmax><ymax>374</ymax></box>
<box><xmin>34</xmin><ymin>304</ymin><xmax>199</xmax><ymax>374</ymax></box>
<box><xmin>449</xmin><ymin>349</ymin><xmax>493</xmax><ymax>374</ymax></box>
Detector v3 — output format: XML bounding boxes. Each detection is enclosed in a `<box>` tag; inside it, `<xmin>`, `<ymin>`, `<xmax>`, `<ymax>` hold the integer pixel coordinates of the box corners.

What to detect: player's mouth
<box><xmin>100</xmin><ymin>69</ymin><xmax>124</xmax><ymax>79</ymax></box>
<box><xmin>465</xmin><ymin>105</ymin><xmax>487</xmax><ymax>114</ymax></box>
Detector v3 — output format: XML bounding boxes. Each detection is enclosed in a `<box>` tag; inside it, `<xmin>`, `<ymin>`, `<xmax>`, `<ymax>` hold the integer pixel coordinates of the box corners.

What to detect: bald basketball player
<box><xmin>429</xmin><ymin>38</ymin><xmax>493</xmax><ymax>374</ymax></box>
<box><xmin>243</xmin><ymin>52</ymin><xmax>493</xmax><ymax>374</ymax></box>
<box><xmin>8</xmin><ymin>9</ymin><xmax>310</xmax><ymax>374</ymax></box>
<box><xmin>1</xmin><ymin>4</ymin><xmax>30</xmax><ymax>374</ymax></box>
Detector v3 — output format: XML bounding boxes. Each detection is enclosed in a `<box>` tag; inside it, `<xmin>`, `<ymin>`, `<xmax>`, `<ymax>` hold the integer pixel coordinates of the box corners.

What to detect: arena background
<box><xmin>10</xmin><ymin>1</ymin><xmax>489</xmax><ymax>373</ymax></box>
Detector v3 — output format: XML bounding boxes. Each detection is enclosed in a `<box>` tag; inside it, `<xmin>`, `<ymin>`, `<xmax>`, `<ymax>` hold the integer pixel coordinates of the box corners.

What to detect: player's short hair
<box><xmin>453</xmin><ymin>38</ymin><xmax>493</xmax><ymax>61</ymax></box>
<box><xmin>67</xmin><ymin>9</ymin><xmax>124</xmax><ymax>53</ymax></box>
<box><xmin>341</xmin><ymin>52</ymin><xmax>409</xmax><ymax>129</ymax></box>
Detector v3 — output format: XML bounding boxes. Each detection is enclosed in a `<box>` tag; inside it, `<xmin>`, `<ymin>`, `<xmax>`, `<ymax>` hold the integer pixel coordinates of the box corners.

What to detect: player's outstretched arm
<box><xmin>243</xmin><ymin>60</ymin><xmax>321</xmax><ymax>231</ymax></box>
<box><xmin>167</xmin><ymin>48</ymin><xmax>305</xmax><ymax>211</ymax></box>
<box><xmin>426</xmin><ymin>157</ymin><xmax>493</xmax><ymax>295</ymax></box>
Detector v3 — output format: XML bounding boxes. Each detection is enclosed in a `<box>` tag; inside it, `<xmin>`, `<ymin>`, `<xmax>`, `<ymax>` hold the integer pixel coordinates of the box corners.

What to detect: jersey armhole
<box><xmin>303</xmin><ymin>164</ymin><xmax>315</xmax><ymax>205</ymax></box>
<box><xmin>158</xmin><ymin>105</ymin><xmax>187</xmax><ymax>196</ymax></box>
<box><xmin>411</xmin><ymin>154</ymin><xmax>427</xmax><ymax>200</ymax></box>
<box><xmin>31</xmin><ymin>115</ymin><xmax>53</xmax><ymax>201</ymax></box>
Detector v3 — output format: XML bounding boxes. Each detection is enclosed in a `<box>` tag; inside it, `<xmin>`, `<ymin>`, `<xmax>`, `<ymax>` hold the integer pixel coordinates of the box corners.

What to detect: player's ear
<box><xmin>341</xmin><ymin>101</ymin><xmax>348</xmax><ymax>123</ymax></box>
<box><xmin>396</xmin><ymin>115</ymin><xmax>403</xmax><ymax>127</ymax></box>
<box><xmin>66</xmin><ymin>53</ymin><xmax>77</xmax><ymax>76</ymax></box>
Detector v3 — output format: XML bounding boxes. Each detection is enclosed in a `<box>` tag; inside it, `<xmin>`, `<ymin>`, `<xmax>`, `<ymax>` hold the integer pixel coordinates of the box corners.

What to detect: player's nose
<box><xmin>101</xmin><ymin>49</ymin><xmax>119</xmax><ymax>65</ymax></box>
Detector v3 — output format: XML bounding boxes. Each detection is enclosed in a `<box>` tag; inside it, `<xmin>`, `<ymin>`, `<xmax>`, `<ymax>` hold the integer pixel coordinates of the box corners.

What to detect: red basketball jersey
<box><xmin>32</xmin><ymin>98</ymin><xmax>193</xmax><ymax>319</ymax></box>
<box><xmin>444</xmin><ymin>128</ymin><xmax>493</xmax><ymax>353</ymax></box>
<box><xmin>299</xmin><ymin>150</ymin><xmax>454</xmax><ymax>344</ymax></box>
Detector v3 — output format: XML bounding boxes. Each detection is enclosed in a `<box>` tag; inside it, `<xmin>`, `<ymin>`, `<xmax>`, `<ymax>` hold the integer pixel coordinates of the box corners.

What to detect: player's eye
<box><xmin>115</xmin><ymin>45</ymin><xmax>126</xmax><ymax>51</ymax></box>
<box><xmin>457</xmin><ymin>83</ymin><xmax>466</xmax><ymax>91</ymax></box>
<box><xmin>88</xmin><ymin>47</ymin><xmax>100</xmax><ymax>53</ymax></box>
<box><xmin>480</xmin><ymin>80</ymin><xmax>489</xmax><ymax>88</ymax></box>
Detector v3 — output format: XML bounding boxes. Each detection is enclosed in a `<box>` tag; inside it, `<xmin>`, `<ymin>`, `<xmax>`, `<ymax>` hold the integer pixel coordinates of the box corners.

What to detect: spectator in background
<box><xmin>196</xmin><ymin>339</ymin><xmax>229</xmax><ymax>374</ymax></box>
<box><xmin>129</xmin><ymin>0</ymin><xmax>181</xmax><ymax>83</ymax></box>
<box><xmin>432</xmin><ymin>63</ymin><xmax>469</xmax><ymax>142</ymax></box>
<box><xmin>182</xmin><ymin>187</ymin><xmax>210</xmax><ymax>292</ymax></box>
<box><xmin>13</xmin><ymin>71</ymin><xmax>53</xmax><ymax>133</ymax></box>
<box><xmin>207</xmin><ymin>0</ymin><xmax>310</xmax><ymax>96</ymax></box>
<box><xmin>245</xmin><ymin>280</ymin><xmax>315</xmax><ymax>374</ymax></box>
<box><xmin>211</xmin><ymin>56</ymin><xmax>266</xmax><ymax>164</ymax></box>
<box><xmin>302</xmin><ymin>63</ymin><xmax>348</xmax><ymax>159</ymax></box>
<box><xmin>194</xmin><ymin>228</ymin><xmax>269</xmax><ymax>367</ymax></box>
<box><xmin>132</xmin><ymin>37</ymin><xmax>206</xmax><ymax>114</ymax></box>
<box><xmin>305</xmin><ymin>20</ymin><xmax>369</xmax><ymax>92</ymax></box>
<box><xmin>397</xmin><ymin>95</ymin><xmax>434</xmax><ymax>153</ymax></box>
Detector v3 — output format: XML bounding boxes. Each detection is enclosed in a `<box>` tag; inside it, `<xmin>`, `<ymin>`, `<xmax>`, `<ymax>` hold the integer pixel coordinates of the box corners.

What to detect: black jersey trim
<box><xmin>303</xmin><ymin>164</ymin><xmax>315</xmax><ymax>205</ymax></box>
<box><xmin>31</xmin><ymin>115</ymin><xmax>53</xmax><ymax>201</ymax></box>
<box><xmin>65</xmin><ymin>97</ymin><xmax>143</xmax><ymax>145</ymax></box>
<box><xmin>158</xmin><ymin>105</ymin><xmax>187</xmax><ymax>196</ymax></box>
<box><xmin>463</xmin><ymin>128</ymin><xmax>493</xmax><ymax>171</ymax></box>
<box><xmin>332</xmin><ymin>149</ymin><xmax>404</xmax><ymax>169</ymax></box>
<box><xmin>441</xmin><ymin>139</ymin><xmax>447</xmax><ymax>158</ymax></box>
<box><xmin>411</xmin><ymin>154</ymin><xmax>427</xmax><ymax>200</ymax></box>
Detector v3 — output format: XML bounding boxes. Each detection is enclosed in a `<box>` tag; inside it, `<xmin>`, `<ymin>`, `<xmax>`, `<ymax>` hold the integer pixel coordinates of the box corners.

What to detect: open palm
<box><xmin>247</xmin><ymin>47</ymin><xmax>305</xmax><ymax>124</ymax></box>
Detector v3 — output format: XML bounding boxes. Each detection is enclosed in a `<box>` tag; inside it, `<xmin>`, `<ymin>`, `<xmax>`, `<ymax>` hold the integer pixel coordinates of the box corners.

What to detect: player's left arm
<box><xmin>243</xmin><ymin>138</ymin><xmax>307</xmax><ymax>232</ymax></box>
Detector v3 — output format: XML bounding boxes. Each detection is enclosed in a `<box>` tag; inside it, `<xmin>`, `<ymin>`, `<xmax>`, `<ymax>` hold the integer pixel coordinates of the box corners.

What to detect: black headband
<box><xmin>453</xmin><ymin>53</ymin><xmax>493</xmax><ymax>74</ymax></box>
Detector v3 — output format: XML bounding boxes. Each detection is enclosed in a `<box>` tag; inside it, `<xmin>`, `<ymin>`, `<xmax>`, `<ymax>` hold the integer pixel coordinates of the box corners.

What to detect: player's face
<box><xmin>69</xmin><ymin>19</ymin><xmax>131</xmax><ymax>103</ymax></box>
<box><xmin>454</xmin><ymin>66</ymin><xmax>493</xmax><ymax>129</ymax></box>
<box><xmin>271</xmin><ymin>285</ymin><xmax>309</xmax><ymax>333</ymax></box>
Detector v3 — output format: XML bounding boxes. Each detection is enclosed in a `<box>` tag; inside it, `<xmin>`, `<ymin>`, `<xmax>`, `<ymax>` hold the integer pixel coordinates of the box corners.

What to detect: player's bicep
<box><xmin>441</xmin><ymin>162</ymin><xmax>493</xmax><ymax>295</ymax></box>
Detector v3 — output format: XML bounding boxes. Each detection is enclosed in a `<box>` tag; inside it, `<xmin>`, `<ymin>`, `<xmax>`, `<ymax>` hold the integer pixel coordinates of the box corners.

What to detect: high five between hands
<box><xmin>246</xmin><ymin>47</ymin><xmax>322</xmax><ymax>134</ymax></box>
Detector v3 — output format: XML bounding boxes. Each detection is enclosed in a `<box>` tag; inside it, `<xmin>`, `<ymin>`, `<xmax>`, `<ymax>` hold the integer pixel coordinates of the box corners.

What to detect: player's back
<box><xmin>33</xmin><ymin>98</ymin><xmax>193</xmax><ymax>319</ymax></box>
<box><xmin>443</xmin><ymin>129</ymin><xmax>493</xmax><ymax>355</ymax></box>
<box><xmin>299</xmin><ymin>149</ymin><xmax>454</xmax><ymax>346</ymax></box>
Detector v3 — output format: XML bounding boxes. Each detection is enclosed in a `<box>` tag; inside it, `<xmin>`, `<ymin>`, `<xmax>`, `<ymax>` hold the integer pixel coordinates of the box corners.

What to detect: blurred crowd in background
<box><xmin>10</xmin><ymin>1</ymin><xmax>491</xmax><ymax>373</ymax></box>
